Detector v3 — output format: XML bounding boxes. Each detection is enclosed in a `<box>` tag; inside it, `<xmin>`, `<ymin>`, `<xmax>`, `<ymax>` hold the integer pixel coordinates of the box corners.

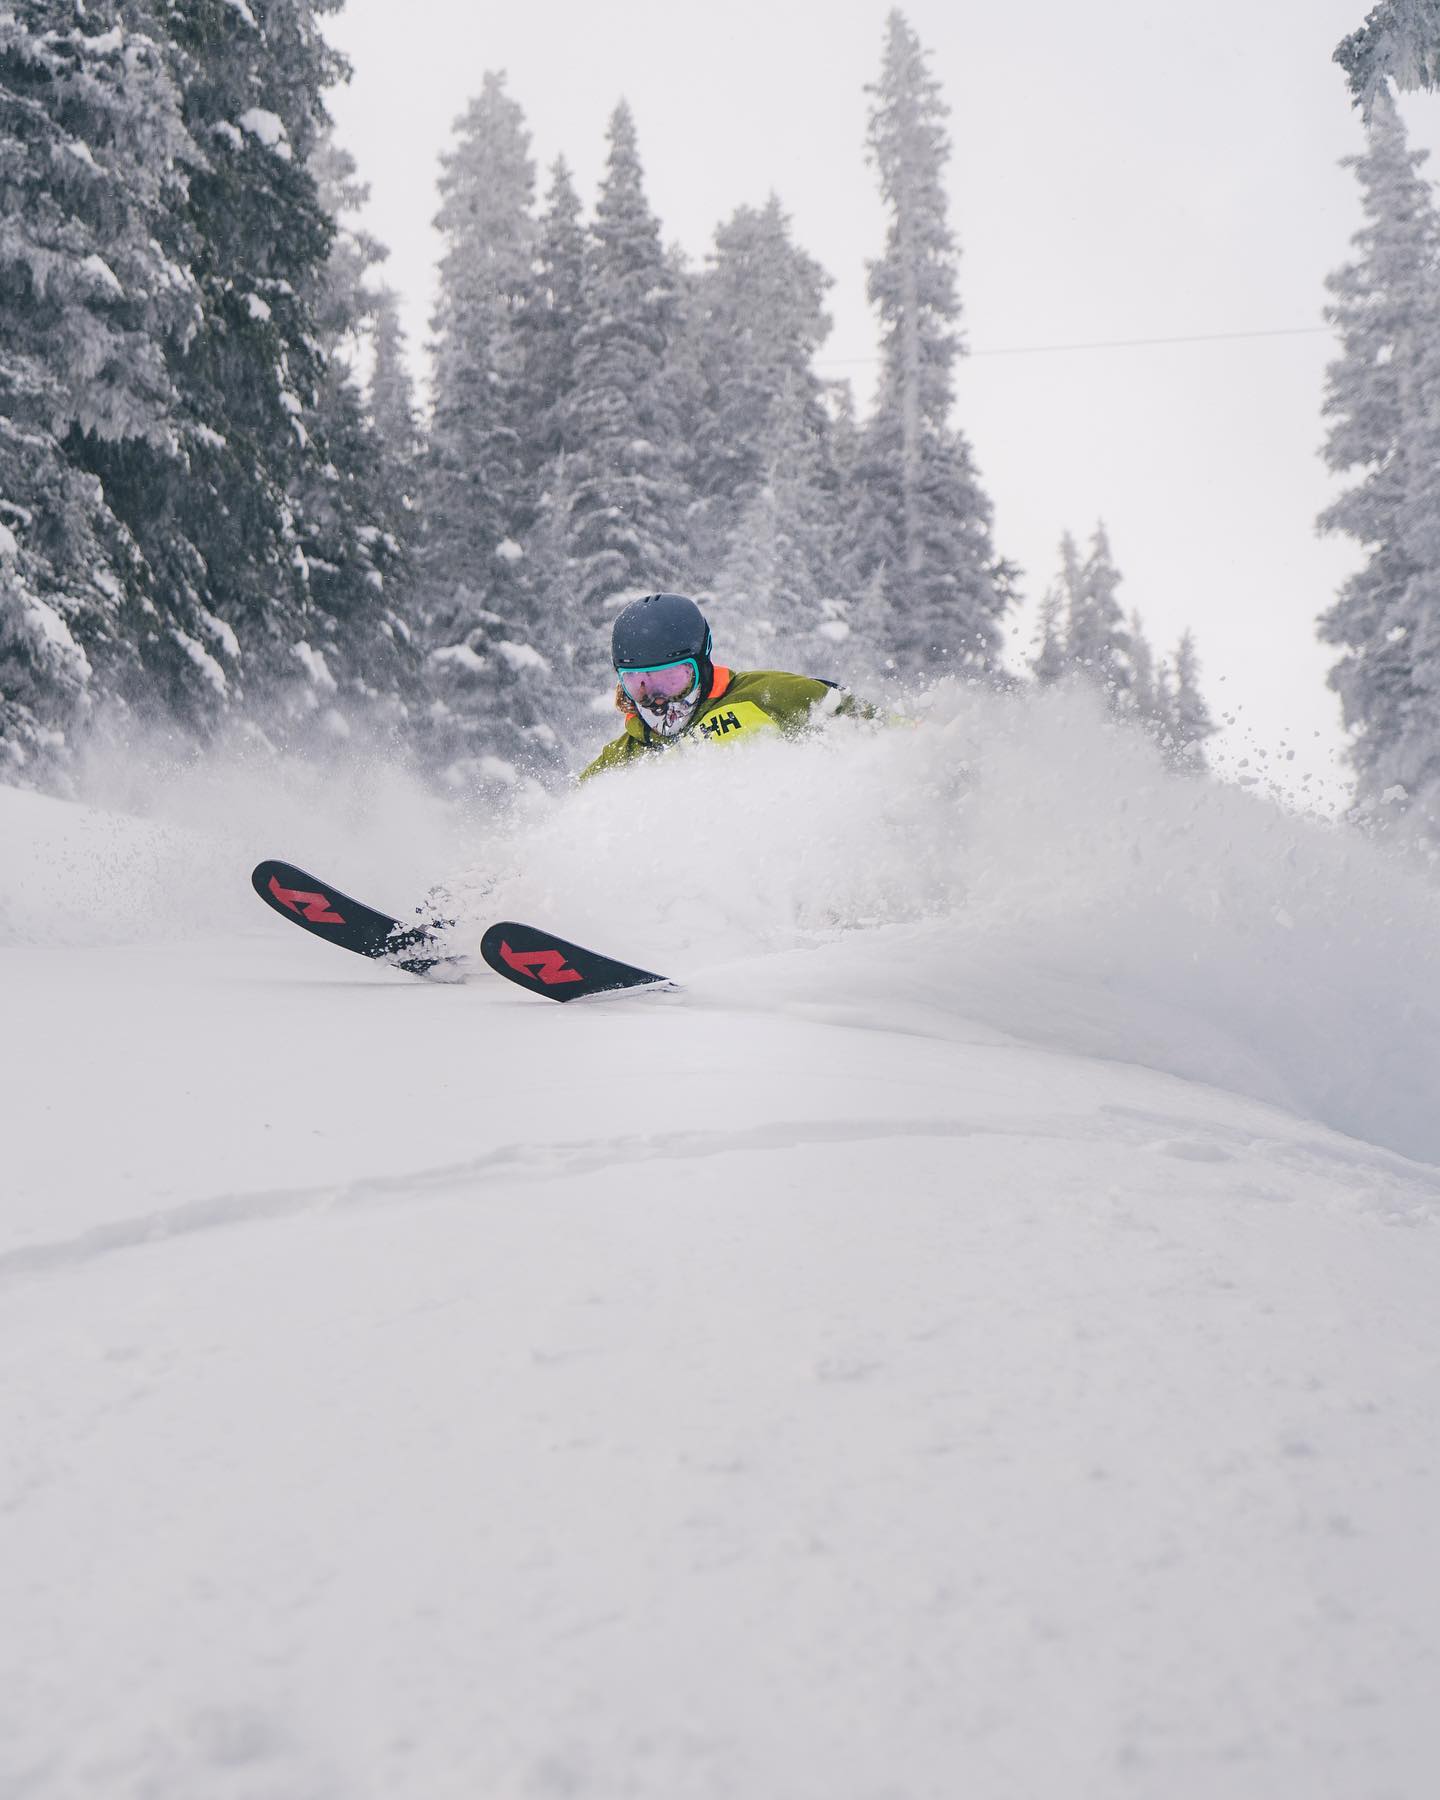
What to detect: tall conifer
<box><xmin>1166</xmin><ymin>630</ymin><xmax>1217</xmax><ymax>767</ymax></box>
<box><xmin>712</xmin><ymin>372</ymin><xmax>842</xmax><ymax>664</ymax></box>
<box><xmin>78</xmin><ymin>0</ymin><xmax>374</xmax><ymax>733</ymax></box>
<box><xmin>1337</xmin><ymin>1</ymin><xmax>1440</xmax><ymax>114</ymax></box>
<box><xmin>1068</xmin><ymin>523</ymin><xmax>1132</xmax><ymax>700</ymax></box>
<box><xmin>1030</xmin><ymin>586</ymin><xmax>1067</xmax><ymax>686</ymax></box>
<box><xmin>689</xmin><ymin>198</ymin><xmax>835</xmax><ymax>579</ymax></box>
<box><xmin>1318</xmin><ymin>92</ymin><xmax>1440</xmax><ymax>810</ymax></box>
<box><xmin>421</xmin><ymin>72</ymin><xmax>556</xmax><ymax>783</ymax></box>
<box><xmin>0</xmin><ymin>1</ymin><xmax>198</xmax><ymax>775</ymax></box>
<box><xmin>369</xmin><ymin>287</ymin><xmax>418</xmax><ymax>467</ymax></box>
<box><xmin>852</xmin><ymin>10</ymin><xmax>1011</xmax><ymax>680</ymax></box>
<box><xmin>562</xmin><ymin>102</ymin><xmax>688</xmax><ymax>683</ymax></box>
<box><xmin>514</xmin><ymin>157</ymin><xmax>588</xmax><ymax>692</ymax></box>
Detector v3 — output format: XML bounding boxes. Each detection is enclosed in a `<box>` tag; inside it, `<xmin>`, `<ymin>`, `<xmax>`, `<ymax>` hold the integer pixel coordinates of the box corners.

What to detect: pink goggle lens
<box><xmin>618</xmin><ymin>660</ymin><xmax>699</xmax><ymax>705</ymax></box>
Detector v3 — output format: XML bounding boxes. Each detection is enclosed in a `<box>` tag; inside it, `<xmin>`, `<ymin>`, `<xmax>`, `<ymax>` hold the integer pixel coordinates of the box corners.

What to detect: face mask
<box><xmin>635</xmin><ymin>690</ymin><xmax>702</xmax><ymax>738</ymax></box>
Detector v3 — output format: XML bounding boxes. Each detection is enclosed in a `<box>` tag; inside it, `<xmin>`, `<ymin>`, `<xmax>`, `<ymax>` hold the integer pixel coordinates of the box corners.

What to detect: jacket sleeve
<box><xmin>815</xmin><ymin>683</ymin><xmax>880</xmax><ymax>724</ymax></box>
<box><xmin>766</xmin><ymin>674</ymin><xmax>880</xmax><ymax>729</ymax></box>
<box><xmin>577</xmin><ymin>734</ymin><xmax>636</xmax><ymax>782</ymax></box>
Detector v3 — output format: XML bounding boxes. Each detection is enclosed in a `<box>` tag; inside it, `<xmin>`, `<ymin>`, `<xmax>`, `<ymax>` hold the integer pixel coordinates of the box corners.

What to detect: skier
<box><xmin>580</xmin><ymin>592</ymin><xmax>873</xmax><ymax>780</ymax></box>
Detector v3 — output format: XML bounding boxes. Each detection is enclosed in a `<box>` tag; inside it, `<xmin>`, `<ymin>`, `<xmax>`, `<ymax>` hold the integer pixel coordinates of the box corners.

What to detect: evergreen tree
<box><xmin>1127</xmin><ymin>609</ymin><xmax>1159</xmax><ymax>723</ymax></box>
<box><xmin>1030</xmin><ymin>585</ymin><xmax>1067</xmax><ymax>685</ymax></box>
<box><xmin>0</xmin><ymin>0</ymin><xmax>199</xmax><ymax>775</ymax></box>
<box><xmin>688</xmin><ymin>196</ymin><xmax>836</xmax><ymax>582</ymax></box>
<box><xmin>421</xmin><ymin>72</ymin><xmax>556</xmax><ymax>783</ymax></box>
<box><xmin>286</xmin><ymin>129</ymin><xmax>415</xmax><ymax>736</ymax></box>
<box><xmin>851</xmin><ymin>10</ymin><xmax>1012</xmax><ymax>680</ymax></box>
<box><xmin>516</xmin><ymin>157</ymin><xmax>586</xmax><ymax>479</ymax></box>
<box><xmin>513</xmin><ymin>155</ymin><xmax>588</xmax><ymax>702</ymax></box>
<box><xmin>1318</xmin><ymin>92</ymin><xmax>1440</xmax><ymax>809</ymax></box>
<box><xmin>1337</xmin><ymin>1</ymin><xmax>1440</xmax><ymax>115</ymax></box>
<box><xmin>308</xmin><ymin>132</ymin><xmax>383</xmax><ymax>355</ymax></box>
<box><xmin>366</xmin><ymin>285</ymin><xmax>420</xmax><ymax>660</ymax></box>
<box><xmin>1165</xmin><ymin>631</ymin><xmax>1217</xmax><ymax>767</ymax></box>
<box><xmin>78</xmin><ymin>0</ymin><xmax>370</xmax><ymax>733</ymax></box>
<box><xmin>562</xmin><ymin>101</ymin><xmax>689</xmax><ymax>683</ymax></box>
<box><xmin>1068</xmin><ymin>522</ymin><xmax>1132</xmax><ymax>701</ymax></box>
<box><xmin>712</xmin><ymin>372</ymin><xmax>843</xmax><ymax>666</ymax></box>
<box><xmin>369</xmin><ymin>286</ymin><xmax>418</xmax><ymax>467</ymax></box>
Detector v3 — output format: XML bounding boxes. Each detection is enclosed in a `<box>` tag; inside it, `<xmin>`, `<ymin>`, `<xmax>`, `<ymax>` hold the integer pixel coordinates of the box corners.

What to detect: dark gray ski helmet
<box><xmin>611</xmin><ymin>593</ymin><xmax>713</xmax><ymax>673</ymax></box>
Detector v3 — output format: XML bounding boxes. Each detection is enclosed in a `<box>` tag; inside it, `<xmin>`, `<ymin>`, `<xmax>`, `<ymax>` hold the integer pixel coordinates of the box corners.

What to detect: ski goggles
<box><xmin>616</xmin><ymin>658</ymin><xmax>701</xmax><ymax>708</ymax></box>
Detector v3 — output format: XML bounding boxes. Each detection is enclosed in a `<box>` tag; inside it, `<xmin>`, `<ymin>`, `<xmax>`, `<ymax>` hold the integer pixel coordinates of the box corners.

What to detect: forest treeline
<box><xmin>3</xmin><ymin>2</ymin><xmax>1222</xmax><ymax>791</ymax></box>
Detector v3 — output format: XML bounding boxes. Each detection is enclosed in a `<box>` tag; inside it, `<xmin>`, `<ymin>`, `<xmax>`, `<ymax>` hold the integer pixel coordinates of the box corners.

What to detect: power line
<box><xmin>816</xmin><ymin>324</ymin><xmax>1329</xmax><ymax>367</ymax></box>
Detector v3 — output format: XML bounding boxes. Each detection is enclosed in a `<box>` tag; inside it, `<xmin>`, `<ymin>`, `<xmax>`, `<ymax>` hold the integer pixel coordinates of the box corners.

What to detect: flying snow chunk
<box><xmin>238</xmin><ymin>108</ymin><xmax>292</xmax><ymax>161</ymax></box>
<box><xmin>818</xmin><ymin>620</ymin><xmax>851</xmax><ymax>643</ymax></box>
<box><xmin>244</xmin><ymin>294</ymin><xmax>272</xmax><ymax>323</ymax></box>
<box><xmin>495</xmin><ymin>538</ymin><xmax>524</xmax><ymax>563</ymax></box>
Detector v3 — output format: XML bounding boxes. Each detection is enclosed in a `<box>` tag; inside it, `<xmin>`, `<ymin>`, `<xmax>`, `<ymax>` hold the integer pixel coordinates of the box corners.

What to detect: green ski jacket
<box><xmin>578</xmin><ymin>667</ymin><xmax>872</xmax><ymax>781</ymax></box>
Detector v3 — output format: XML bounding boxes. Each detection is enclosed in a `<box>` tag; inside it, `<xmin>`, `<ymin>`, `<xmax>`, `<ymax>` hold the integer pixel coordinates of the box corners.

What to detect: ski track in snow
<box><xmin>4</xmin><ymin>1105</ymin><xmax>1438</xmax><ymax>1285</ymax></box>
<box><xmin>4</xmin><ymin>692</ymin><xmax>1440</xmax><ymax>1800</ymax></box>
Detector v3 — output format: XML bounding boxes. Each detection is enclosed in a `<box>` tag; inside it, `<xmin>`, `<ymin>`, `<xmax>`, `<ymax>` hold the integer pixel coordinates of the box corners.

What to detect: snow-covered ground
<box><xmin>4</xmin><ymin>688</ymin><xmax>1440</xmax><ymax>1799</ymax></box>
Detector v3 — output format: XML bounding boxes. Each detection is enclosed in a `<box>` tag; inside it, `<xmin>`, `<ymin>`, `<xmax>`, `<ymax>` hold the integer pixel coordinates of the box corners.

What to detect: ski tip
<box><xmin>479</xmin><ymin>921</ymin><xmax>673</xmax><ymax>1002</ymax></box>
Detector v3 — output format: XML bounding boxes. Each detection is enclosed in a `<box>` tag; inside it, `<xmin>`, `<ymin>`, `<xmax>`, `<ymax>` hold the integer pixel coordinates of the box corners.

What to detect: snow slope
<box><xmin>3</xmin><ymin>689</ymin><xmax>1440</xmax><ymax>1800</ymax></box>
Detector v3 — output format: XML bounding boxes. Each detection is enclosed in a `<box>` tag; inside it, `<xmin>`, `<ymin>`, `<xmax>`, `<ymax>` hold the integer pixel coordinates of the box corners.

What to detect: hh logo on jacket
<box><xmin>698</xmin><ymin>701</ymin><xmax>774</xmax><ymax>742</ymax></box>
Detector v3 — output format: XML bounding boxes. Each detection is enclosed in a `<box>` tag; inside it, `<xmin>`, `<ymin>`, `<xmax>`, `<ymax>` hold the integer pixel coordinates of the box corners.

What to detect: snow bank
<box><xmin>5</xmin><ymin>691</ymin><xmax>1440</xmax><ymax>1800</ymax></box>
<box><xmin>466</xmin><ymin>683</ymin><xmax>1440</xmax><ymax>1163</ymax></box>
<box><xmin>4</xmin><ymin>681</ymin><xmax>1437</xmax><ymax>1160</ymax></box>
<box><xmin>0</xmin><ymin>738</ymin><xmax>459</xmax><ymax>948</ymax></box>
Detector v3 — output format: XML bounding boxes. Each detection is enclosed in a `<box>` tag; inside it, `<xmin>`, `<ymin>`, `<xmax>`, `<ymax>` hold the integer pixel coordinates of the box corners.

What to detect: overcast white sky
<box><xmin>323</xmin><ymin>0</ymin><xmax>1440</xmax><ymax>807</ymax></box>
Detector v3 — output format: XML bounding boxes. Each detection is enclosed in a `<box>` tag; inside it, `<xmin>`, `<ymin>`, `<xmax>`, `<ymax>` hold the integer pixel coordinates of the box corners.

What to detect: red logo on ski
<box><xmin>498</xmin><ymin>940</ymin><xmax>584</xmax><ymax>985</ymax></box>
<box><xmin>269</xmin><ymin>875</ymin><xmax>345</xmax><ymax>926</ymax></box>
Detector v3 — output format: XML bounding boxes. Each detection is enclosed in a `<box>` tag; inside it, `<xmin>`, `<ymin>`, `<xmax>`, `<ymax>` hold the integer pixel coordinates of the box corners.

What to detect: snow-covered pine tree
<box><xmin>308</xmin><ymin>133</ymin><xmax>383</xmax><ymax>355</ymax></box>
<box><xmin>688</xmin><ymin>197</ymin><xmax>836</xmax><ymax>585</ymax></box>
<box><xmin>1337</xmin><ymin>1</ymin><xmax>1440</xmax><ymax>116</ymax></box>
<box><xmin>851</xmin><ymin>10</ymin><xmax>1012</xmax><ymax>682</ymax></box>
<box><xmin>516</xmin><ymin>157</ymin><xmax>586</xmax><ymax>481</ymax></box>
<box><xmin>420</xmin><ymin>72</ymin><xmax>558</xmax><ymax>786</ymax></box>
<box><xmin>1068</xmin><ymin>523</ymin><xmax>1132</xmax><ymax>703</ymax></box>
<box><xmin>1127</xmin><ymin>610</ymin><xmax>1160</xmax><ymax>724</ymax></box>
<box><xmin>1318</xmin><ymin>91</ymin><xmax>1440</xmax><ymax>812</ymax></box>
<box><xmin>275</xmin><ymin>131</ymin><xmax>416</xmax><ymax>739</ymax></box>
<box><xmin>1165</xmin><ymin>631</ymin><xmax>1217</xmax><ymax>768</ymax></box>
<box><xmin>562</xmin><ymin>102</ymin><xmax>690</xmax><ymax>685</ymax></box>
<box><xmin>80</xmin><ymin>0</ymin><xmax>366</xmax><ymax>733</ymax></box>
<box><xmin>0</xmin><ymin>1</ymin><xmax>199</xmax><ymax>778</ymax></box>
<box><xmin>513</xmin><ymin>156</ymin><xmax>587</xmax><ymax>698</ymax></box>
<box><xmin>1029</xmin><ymin>585</ymin><xmax>1068</xmax><ymax>685</ymax></box>
<box><xmin>712</xmin><ymin>371</ymin><xmax>845</xmax><ymax>667</ymax></box>
<box><xmin>369</xmin><ymin>286</ymin><xmax>418</xmax><ymax>467</ymax></box>
<box><xmin>819</xmin><ymin>379</ymin><xmax>891</xmax><ymax>670</ymax></box>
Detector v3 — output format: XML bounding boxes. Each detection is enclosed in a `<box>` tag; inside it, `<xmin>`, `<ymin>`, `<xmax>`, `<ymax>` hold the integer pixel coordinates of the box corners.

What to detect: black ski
<box><xmin>251</xmin><ymin>860</ymin><xmax>451</xmax><ymax>977</ymax></box>
<box><xmin>479</xmin><ymin>920</ymin><xmax>674</xmax><ymax>1002</ymax></box>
